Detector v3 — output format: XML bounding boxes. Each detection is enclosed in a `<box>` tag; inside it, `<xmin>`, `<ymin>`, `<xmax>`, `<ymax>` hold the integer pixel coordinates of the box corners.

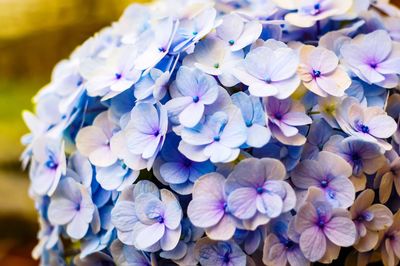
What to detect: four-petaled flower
<box><xmin>166</xmin><ymin>66</ymin><xmax>219</xmax><ymax>128</ymax></box>
<box><xmin>233</xmin><ymin>41</ymin><xmax>300</xmax><ymax>99</ymax></box>
<box><xmin>298</xmin><ymin>45</ymin><xmax>351</xmax><ymax>97</ymax></box>
<box><xmin>188</xmin><ymin>173</ymin><xmax>239</xmax><ymax>240</ymax></box>
<box><xmin>225</xmin><ymin>158</ymin><xmax>296</xmax><ymax>230</ymax></box>
<box><xmin>292</xmin><ymin>151</ymin><xmax>355</xmax><ymax>208</ymax></box>
<box><xmin>295</xmin><ymin>187</ymin><xmax>356</xmax><ymax>262</ymax></box>
<box><xmin>48</xmin><ymin>177</ymin><xmax>95</xmax><ymax>239</ymax></box>
<box><xmin>341</xmin><ymin>30</ymin><xmax>400</xmax><ymax>88</ymax></box>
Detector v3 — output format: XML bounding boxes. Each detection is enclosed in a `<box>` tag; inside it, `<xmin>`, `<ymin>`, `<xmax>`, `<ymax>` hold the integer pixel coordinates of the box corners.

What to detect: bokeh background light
<box><xmin>0</xmin><ymin>0</ymin><xmax>148</xmax><ymax>265</ymax></box>
<box><xmin>0</xmin><ymin>0</ymin><xmax>399</xmax><ymax>265</ymax></box>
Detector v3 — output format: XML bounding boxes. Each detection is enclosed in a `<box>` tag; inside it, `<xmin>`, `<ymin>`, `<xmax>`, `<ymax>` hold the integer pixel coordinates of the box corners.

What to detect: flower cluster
<box><xmin>23</xmin><ymin>0</ymin><xmax>400</xmax><ymax>265</ymax></box>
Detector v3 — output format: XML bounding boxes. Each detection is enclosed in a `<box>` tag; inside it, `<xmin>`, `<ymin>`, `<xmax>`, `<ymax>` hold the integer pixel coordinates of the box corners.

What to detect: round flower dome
<box><xmin>23</xmin><ymin>0</ymin><xmax>400</xmax><ymax>265</ymax></box>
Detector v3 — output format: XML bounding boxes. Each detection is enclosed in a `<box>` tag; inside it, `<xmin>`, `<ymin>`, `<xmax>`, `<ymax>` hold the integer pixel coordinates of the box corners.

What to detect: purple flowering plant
<box><xmin>22</xmin><ymin>0</ymin><xmax>400</xmax><ymax>265</ymax></box>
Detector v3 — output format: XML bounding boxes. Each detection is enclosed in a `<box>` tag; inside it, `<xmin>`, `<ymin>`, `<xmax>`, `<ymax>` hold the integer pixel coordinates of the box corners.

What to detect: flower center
<box><xmin>157</xmin><ymin>216</ymin><xmax>164</xmax><ymax>224</ymax></box>
<box><xmin>285</xmin><ymin>239</ymin><xmax>295</xmax><ymax>249</ymax></box>
<box><xmin>153</xmin><ymin>130</ymin><xmax>160</xmax><ymax>137</ymax></box>
<box><xmin>120</xmin><ymin>162</ymin><xmax>128</xmax><ymax>170</ymax></box>
<box><xmin>317</xmin><ymin>218</ymin><xmax>325</xmax><ymax>228</ymax></box>
<box><xmin>222</xmin><ymin>201</ymin><xmax>229</xmax><ymax>213</ymax></box>
<box><xmin>214</xmin><ymin>63</ymin><xmax>220</xmax><ymax>69</ymax></box>
<box><xmin>256</xmin><ymin>187</ymin><xmax>264</xmax><ymax>194</ymax></box>
<box><xmin>320</xmin><ymin>180</ymin><xmax>328</xmax><ymax>188</ymax></box>
<box><xmin>223</xmin><ymin>252</ymin><xmax>230</xmax><ymax>263</ymax></box>
<box><xmin>115</xmin><ymin>73</ymin><xmax>122</xmax><ymax>80</ymax></box>
<box><xmin>351</xmin><ymin>153</ymin><xmax>362</xmax><ymax>164</ymax></box>
<box><xmin>183</xmin><ymin>160</ymin><xmax>192</xmax><ymax>168</ymax></box>
<box><xmin>158</xmin><ymin>47</ymin><xmax>166</xmax><ymax>53</ymax></box>
<box><xmin>275</xmin><ymin>113</ymin><xmax>282</xmax><ymax>120</ymax></box>
<box><xmin>193</xmin><ymin>96</ymin><xmax>200</xmax><ymax>103</ymax></box>
<box><xmin>246</xmin><ymin>121</ymin><xmax>253</xmax><ymax>127</ymax></box>
<box><xmin>214</xmin><ymin>136</ymin><xmax>221</xmax><ymax>142</ymax></box>
<box><xmin>76</xmin><ymin>79</ymin><xmax>83</xmax><ymax>87</ymax></box>
<box><xmin>46</xmin><ymin>160</ymin><xmax>58</xmax><ymax>170</ymax></box>
<box><xmin>370</xmin><ymin>62</ymin><xmax>377</xmax><ymax>69</ymax></box>
<box><xmin>360</xmin><ymin>125</ymin><xmax>369</xmax><ymax>134</ymax></box>
<box><xmin>228</xmin><ymin>40</ymin><xmax>235</xmax><ymax>45</ymax></box>
<box><xmin>313</xmin><ymin>69</ymin><xmax>321</xmax><ymax>78</ymax></box>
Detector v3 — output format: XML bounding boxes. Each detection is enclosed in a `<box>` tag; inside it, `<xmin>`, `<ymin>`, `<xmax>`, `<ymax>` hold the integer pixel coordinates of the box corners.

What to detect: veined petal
<box><xmin>135</xmin><ymin>222</ymin><xmax>165</xmax><ymax>250</ymax></box>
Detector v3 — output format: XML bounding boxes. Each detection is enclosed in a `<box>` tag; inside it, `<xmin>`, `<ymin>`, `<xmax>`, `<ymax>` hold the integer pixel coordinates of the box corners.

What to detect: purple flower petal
<box><xmin>299</xmin><ymin>226</ymin><xmax>326</xmax><ymax>262</ymax></box>
<box><xmin>282</xmin><ymin>112</ymin><xmax>312</xmax><ymax>126</ymax></box>
<box><xmin>291</xmin><ymin>160</ymin><xmax>323</xmax><ymax>189</ymax></box>
<box><xmin>179</xmin><ymin>102</ymin><xmax>205</xmax><ymax>128</ymax></box>
<box><xmin>160</xmin><ymin>226</ymin><xmax>181</xmax><ymax>251</ymax></box>
<box><xmin>228</xmin><ymin>187</ymin><xmax>258</xmax><ymax>219</ymax></box>
<box><xmin>247</xmin><ymin>124</ymin><xmax>271</xmax><ymax>148</ymax></box>
<box><xmin>160</xmin><ymin>189</ymin><xmax>182</xmax><ymax>230</ymax></box>
<box><xmin>295</xmin><ymin>203</ymin><xmax>318</xmax><ymax>232</ymax></box>
<box><xmin>165</xmin><ymin>96</ymin><xmax>193</xmax><ymax>116</ymax></box>
<box><xmin>67</xmin><ymin>213</ymin><xmax>90</xmax><ymax>239</ymax></box>
<box><xmin>111</xmin><ymin>201</ymin><xmax>138</xmax><ymax>232</ymax></box>
<box><xmin>256</xmin><ymin>192</ymin><xmax>283</xmax><ymax>218</ymax></box>
<box><xmin>187</xmin><ymin>198</ymin><xmax>224</xmax><ymax>228</ymax></box>
<box><xmin>324</xmin><ymin>216</ymin><xmax>356</xmax><ymax>247</ymax></box>
<box><xmin>192</xmin><ymin>172</ymin><xmax>225</xmax><ymax>200</ymax></box>
<box><xmin>160</xmin><ymin>162</ymin><xmax>190</xmax><ymax>184</ymax></box>
<box><xmin>48</xmin><ymin>198</ymin><xmax>76</xmax><ymax>225</ymax></box>
<box><xmin>366</xmin><ymin>115</ymin><xmax>397</xmax><ymax>139</ymax></box>
<box><xmin>328</xmin><ymin>177</ymin><xmax>355</xmax><ymax>208</ymax></box>
<box><xmin>205</xmin><ymin>215</ymin><xmax>236</xmax><ymax>241</ymax></box>
<box><xmin>135</xmin><ymin>222</ymin><xmax>165</xmax><ymax>250</ymax></box>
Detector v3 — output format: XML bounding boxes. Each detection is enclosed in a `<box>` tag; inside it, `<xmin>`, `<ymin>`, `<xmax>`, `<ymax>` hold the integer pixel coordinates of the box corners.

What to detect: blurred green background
<box><xmin>0</xmin><ymin>0</ymin><xmax>148</xmax><ymax>265</ymax></box>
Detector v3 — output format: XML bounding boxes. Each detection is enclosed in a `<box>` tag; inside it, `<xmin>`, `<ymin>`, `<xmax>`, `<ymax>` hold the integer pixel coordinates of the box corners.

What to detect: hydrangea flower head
<box><xmin>22</xmin><ymin>0</ymin><xmax>400</xmax><ymax>265</ymax></box>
